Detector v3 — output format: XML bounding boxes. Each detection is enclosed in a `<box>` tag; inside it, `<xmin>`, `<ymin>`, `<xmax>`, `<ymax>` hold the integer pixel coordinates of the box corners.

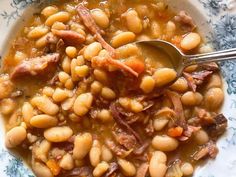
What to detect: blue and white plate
<box><xmin>0</xmin><ymin>0</ymin><xmax>236</xmax><ymax>176</ymax></box>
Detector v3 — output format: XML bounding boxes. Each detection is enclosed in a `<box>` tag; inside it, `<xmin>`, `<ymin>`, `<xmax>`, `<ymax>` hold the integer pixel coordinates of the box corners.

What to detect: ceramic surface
<box><xmin>0</xmin><ymin>0</ymin><xmax>236</xmax><ymax>176</ymax></box>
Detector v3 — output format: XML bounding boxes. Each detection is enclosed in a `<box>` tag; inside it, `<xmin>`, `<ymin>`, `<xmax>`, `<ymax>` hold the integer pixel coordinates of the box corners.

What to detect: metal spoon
<box><xmin>135</xmin><ymin>39</ymin><xmax>236</xmax><ymax>77</ymax></box>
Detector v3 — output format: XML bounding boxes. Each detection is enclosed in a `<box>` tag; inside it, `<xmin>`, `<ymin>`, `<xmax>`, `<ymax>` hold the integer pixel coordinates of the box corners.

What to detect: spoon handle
<box><xmin>185</xmin><ymin>48</ymin><xmax>236</xmax><ymax>65</ymax></box>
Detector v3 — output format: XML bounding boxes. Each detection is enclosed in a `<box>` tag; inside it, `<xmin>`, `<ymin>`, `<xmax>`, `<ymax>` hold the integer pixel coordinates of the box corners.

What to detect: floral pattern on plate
<box><xmin>198</xmin><ymin>0</ymin><xmax>227</xmax><ymax>16</ymax></box>
<box><xmin>0</xmin><ymin>0</ymin><xmax>236</xmax><ymax>177</ymax></box>
<box><xmin>0</xmin><ymin>149</ymin><xmax>34</xmax><ymax>177</ymax></box>
<box><xmin>0</xmin><ymin>0</ymin><xmax>38</xmax><ymax>24</ymax></box>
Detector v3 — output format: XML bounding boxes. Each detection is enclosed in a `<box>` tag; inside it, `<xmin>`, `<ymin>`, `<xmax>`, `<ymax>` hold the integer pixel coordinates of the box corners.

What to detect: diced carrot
<box><xmin>46</xmin><ymin>159</ymin><xmax>61</xmax><ymax>176</ymax></box>
<box><xmin>124</xmin><ymin>58</ymin><xmax>145</xmax><ymax>74</ymax></box>
<box><xmin>167</xmin><ymin>126</ymin><xmax>184</xmax><ymax>137</ymax></box>
<box><xmin>171</xmin><ymin>35</ymin><xmax>183</xmax><ymax>49</ymax></box>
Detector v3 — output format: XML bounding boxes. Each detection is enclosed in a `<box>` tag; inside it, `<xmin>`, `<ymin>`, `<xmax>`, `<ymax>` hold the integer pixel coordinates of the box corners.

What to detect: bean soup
<box><xmin>1</xmin><ymin>0</ymin><xmax>227</xmax><ymax>177</ymax></box>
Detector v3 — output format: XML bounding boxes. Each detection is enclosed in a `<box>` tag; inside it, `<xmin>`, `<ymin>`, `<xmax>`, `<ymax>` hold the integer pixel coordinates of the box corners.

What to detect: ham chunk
<box><xmin>77</xmin><ymin>4</ymin><xmax>139</xmax><ymax>77</ymax></box>
<box><xmin>174</xmin><ymin>10</ymin><xmax>196</xmax><ymax>31</ymax></box>
<box><xmin>77</xmin><ymin>4</ymin><xmax>116</xmax><ymax>57</ymax></box>
<box><xmin>193</xmin><ymin>141</ymin><xmax>218</xmax><ymax>160</ymax></box>
<box><xmin>51</xmin><ymin>29</ymin><xmax>85</xmax><ymax>45</ymax></box>
<box><xmin>10</xmin><ymin>53</ymin><xmax>60</xmax><ymax>79</ymax></box>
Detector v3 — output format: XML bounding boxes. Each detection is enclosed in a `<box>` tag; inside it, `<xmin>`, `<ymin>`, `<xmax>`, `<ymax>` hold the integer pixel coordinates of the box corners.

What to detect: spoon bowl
<box><xmin>136</xmin><ymin>40</ymin><xmax>185</xmax><ymax>76</ymax></box>
<box><xmin>135</xmin><ymin>39</ymin><xmax>236</xmax><ymax>77</ymax></box>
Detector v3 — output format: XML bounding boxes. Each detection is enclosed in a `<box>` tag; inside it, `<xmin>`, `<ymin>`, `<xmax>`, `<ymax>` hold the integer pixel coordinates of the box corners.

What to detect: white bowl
<box><xmin>0</xmin><ymin>0</ymin><xmax>236</xmax><ymax>176</ymax></box>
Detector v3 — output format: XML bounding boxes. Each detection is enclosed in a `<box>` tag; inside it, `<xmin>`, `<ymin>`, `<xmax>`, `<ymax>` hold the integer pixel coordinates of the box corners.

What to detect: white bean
<box><xmin>149</xmin><ymin>151</ymin><xmax>167</xmax><ymax>177</ymax></box>
<box><xmin>83</xmin><ymin>42</ymin><xmax>102</xmax><ymax>61</ymax></box>
<box><xmin>71</xmin><ymin>58</ymin><xmax>80</xmax><ymax>82</ymax></box>
<box><xmin>86</xmin><ymin>34</ymin><xmax>95</xmax><ymax>44</ymax></box>
<box><xmin>125</xmin><ymin>9</ymin><xmax>142</xmax><ymax>34</ymax></box>
<box><xmin>31</xmin><ymin>96</ymin><xmax>59</xmax><ymax>115</ymax></box>
<box><xmin>118</xmin><ymin>158</ymin><xmax>136</xmax><ymax>176</ymax></box>
<box><xmin>44</xmin><ymin>126</ymin><xmax>73</xmax><ymax>143</ymax></box>
<box><xmin>119</xmin><ymin>97</ymin><xmax>131</xmax><ymax>109</ymax></box>
<box><xmin>41</xmin><ymin>6</ymin><xmax>58</xmax><ymax>18</ymax></box>
<box><xmin>181</xmin><ymin>32</ymin><xmax>201</xmax><ymax>50</ymax></box>
<box><xmin>101</xmin><ymin>145</ymin><xmax>113</xmax><ymax>162</ymax></box>
<box><xmin>184</xmin><ymin>65</ymin><xmax>199</xmax><ymax>72</ymax></box>
<box><xmin>35</xmin><ymin>32</ymin><xmax>58</xmax><ymax>48</ymax></box>
<box><xmin>77</xmin><ymin>54</ymin><xmax>86</xmax><ymax>66</ymax></box>
<box><xmin>166</xmin><ymin>21</ymin><xmax>176</xmax><ymax>38</ymax></box>
<box><xmin>91</xmin><ymin>9</ymin><xmax>109</xmax><ymax>28</ymax></box>
<box><xmin>5</xmin><ymin>126</ymin><xmax>27</xmax><ymax>148</ymax></box>
<box><xmin>194</xmin><ymin>129</ymin><xmax>209</xmax><ymax>145</ymax></box>
<box><xmin>98</xmin><ymin>49</ymin><xmax>109</xmax><ymax>57</ymax></box>
<box><xmin>93</xmin><ymin>161</ymin><xmax>109</xmax><ymax>177</ymax></box>
<box><xmin>27</xmin><ymin>26</ymin><xmax>49</xmax><ymax>39</ymax></box>
<box><xmin>62</xmin><ymin>56</ymin><xmax>71</xmax><ymax>74</ymax></box>
<box><xmin>153</xmin><ymin>68</ymin><xmax>177</xmax><ymax>87</ymax></box>
<box><xmin>153</xmin><ymin>117</ymin><xmax>169</xmax><ymax>131</ymax></box>
<box><xmin>32</xmin><ymin>161</ymin><xmax>53</xmax><ymax>177</ymax></box>
<box><xmin>111</xmin><ymin>32</ymin><xmax>136</xmax><ymax>48</ymax></box>
<box><xmin>101</xmin><ymin>87</ymin><xmax>116</xmax><ymax>100</ymax></box>
<box><xmin>170</xmin><ymin>77</ymin><xmax>188</xmax><ymax>92</ymax></box>
<box><xmin>73</xmin><ymin>93</ymin><xmax>93</xmax><ymax>116</ymax></box>
<box><xmin>91</xmin><ymin>81</ymin><xmax>103</xmax><ymax>94</ymax></box>
<box><xmin>204</xmin><ymin>87</ymin><xmax>224</xmax><ymax>110</ymax></box>
<box><xmin>34</xmin><ymin>139</ymin><xmax>51</xmax><ymax>162</ymax></box>
<box><xmin>152</xmin><ymin>135</ymin><xmax>179</xmax><ymax>152</ymax></box>
<box><xmin>116</xmin><ymin>44</ymin><xmax>139</xmax><ymax>58</ymax></box>
<box><xmin>76</xmin><ymin>55</ymin><xmax>86</xmax><ymax>67</ymax></box>
<box><xmin>181</xmin><ymin>91</ymin><xmax>203</xmax><ymax>106</ymax></box>
<box><xmin>66</xmin><ymin>46</ymin><xmax>77</xmax><ymax>58</ymax></box>
<box><xmin>30</xmin><ymin>114</ymin><xmax>58</xmax><ymax>128</ymax></box>
<box><xmin>75</xmin><ymin>65</ymin><xmax>89</xmax><ymax>78</ymax></box>
<box><xmin>58</xmin><ymin>71</ymin><xmax>70</xmax><ymax>84</ymax></box>
<box><xmin>94</xmin><ymin>69</ymin><xmax>108</xmax><ymax>84</ymax></box>
<box><xmin>42</xmin><ymin>87</ymin><xmax>55</xmax><ymax>97</ymax></box>
<box><xmin>52</xmin><ymin>88</ymin><xmax>69</xmax><ymax>102</ymax></box>
<box><xmin>73</xmin><ymin>133</ymin><xmax>92</xmax><ymax>160</ymax></box>
<box><xmin>45</xmin><ymin>11</ymin><xmax>70</xmax><ymax>26</ymax></box>
<box><xmin>65</xmin><ymin>78</ymin><xmax>74</xmax><ymax>90</ymax></box>
<box><xmin>130</xmin><ymin>100</ymin><xmax>143</xmax><ymax>113</ymax></box>
<box><xmin>70</xmin><ymin>22</ymin><xmax>85</xmax><ymax>33</ymax></box>
<box><xmin>140</xmin><ymin>76</ymin><xmax>155</xmax><ymax>93</ymax></box>
<box><xmin>59</xmin><ymin>153</ymin><xmax>74</xmax><ymax>170</ymax></box>
<box><xmin>181</xmin><ymin>162</ymin><xmax>194</xmax><ymax>176</ymax></box>
<box><xmin>205</xmin><ymin>74</ymin><xmax>222</xmax><ymax>90</ymax></box>
<box><xmin>97</xmin><ymin>109</ymin><xmax>113</xmax><ymax>122</ymax></box>
<box><xmin>51</xmin><ymin>21</ymin><xmax>67</xmax><ymax>30</ymax></box>
<box><xmin>61</xmin><ymin>96</ymin><xmax>76</xmax><ymax>111</ymax></box>
<box><xmin>89</xmin><ymin>140</ymin><xmax>102</xmax><ymax>167</ymax></box>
